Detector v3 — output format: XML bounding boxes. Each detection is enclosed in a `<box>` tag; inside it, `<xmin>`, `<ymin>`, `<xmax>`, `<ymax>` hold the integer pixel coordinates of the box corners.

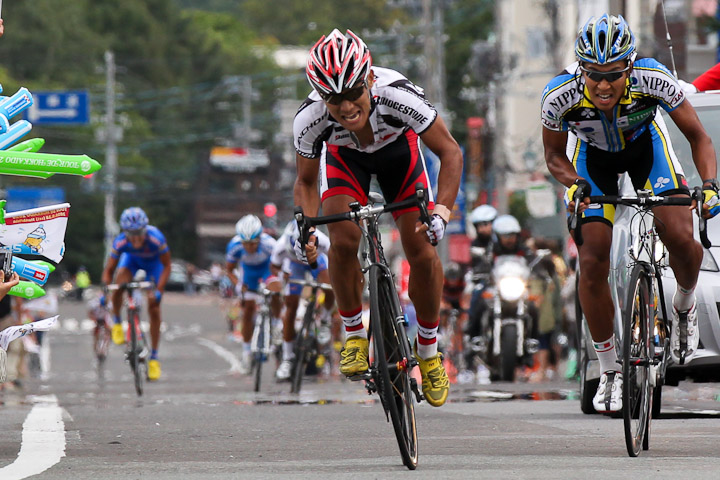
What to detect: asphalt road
<box><xmin>1</xmin><ymin>292</ymin><xmax>720</xmax><ymax>479</ymax></box>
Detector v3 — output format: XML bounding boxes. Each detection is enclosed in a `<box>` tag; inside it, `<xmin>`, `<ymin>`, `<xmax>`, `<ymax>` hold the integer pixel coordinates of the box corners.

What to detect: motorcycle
<box><xmin>479</xmin><ymin>255</ymin><xmax>539</xmax><ymax>381</ymax></box>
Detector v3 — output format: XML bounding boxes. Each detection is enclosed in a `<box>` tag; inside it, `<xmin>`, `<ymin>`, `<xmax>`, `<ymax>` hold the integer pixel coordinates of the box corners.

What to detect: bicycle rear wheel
<box><xmin>129</xmin><ymin>312</ymin><xmax>144</xmax><ymax>397</ymax></box>
<box><xmin>370</xmin><ymin>265</ymin><xmax>418</xmax><ymax>469</ymax></box>
<box><xmin>291</xmin><ymin>298</ymin><xmax>316</xmax><ymax>394</ymax></box>
<box><xmin>622</xmin><ymin>264</ymin><xmax>653</xmax><ymax>456</ymax></box>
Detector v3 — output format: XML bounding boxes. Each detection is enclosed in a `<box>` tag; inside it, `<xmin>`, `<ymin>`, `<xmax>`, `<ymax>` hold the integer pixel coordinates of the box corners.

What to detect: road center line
<box><xmin>198</xmin><ymin>337</ymin><xmax>243</xmax><ymax>373</ymax></box>
<box><xmin>0</xmin><ymin>394</ymin><xmax>66</xmax><ymax>480</ymax></box>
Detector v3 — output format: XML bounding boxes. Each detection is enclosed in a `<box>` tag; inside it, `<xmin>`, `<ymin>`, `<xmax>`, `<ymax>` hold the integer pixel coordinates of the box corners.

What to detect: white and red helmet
<box><xmin>306</xmin><ymin>29</ymin><xmax>372</xmax><ymax>96</ymax></box>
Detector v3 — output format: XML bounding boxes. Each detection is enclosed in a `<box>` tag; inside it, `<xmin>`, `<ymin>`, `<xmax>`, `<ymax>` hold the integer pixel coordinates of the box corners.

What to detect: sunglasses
<box><xmin>124</xmin><ymin>228</ymin><xmax>146</xmax><ymax>237</ymax></box>
<box><xmin>319</xmin><ymin>82</ymin><xmax>366</xmax><ymax>105</ymax></box>
<box><xmin>580</xmin><ymin>65</ymin><xmax>630</xmax><ymax>83</ymax></box>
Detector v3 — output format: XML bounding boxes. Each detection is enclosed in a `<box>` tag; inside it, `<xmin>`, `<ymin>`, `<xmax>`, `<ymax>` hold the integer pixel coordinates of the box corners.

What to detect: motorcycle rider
<box><xmin>492</xmin><ymin>215</ymin><xmax>530</xmax><ymax>258</ymax></box>
<box><xmin>463</xmin><ymin>205</ymin><xmax>497</xmax><ymax>378</ymax></box>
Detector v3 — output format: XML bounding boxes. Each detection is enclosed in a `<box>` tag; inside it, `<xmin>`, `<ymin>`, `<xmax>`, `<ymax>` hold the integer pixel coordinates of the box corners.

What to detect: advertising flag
<box><xmin>0</xmin><ymin>203</ymin><xmax>69</xmax><ymax>263</ymax></box>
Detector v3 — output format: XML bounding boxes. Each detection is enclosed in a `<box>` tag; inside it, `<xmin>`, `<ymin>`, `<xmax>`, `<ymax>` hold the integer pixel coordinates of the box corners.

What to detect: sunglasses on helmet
<box><xmin>579</xmin><ymin>64</ymin><xmax>630</xmax><ymax>83</ymax></box>
<box><xmin>319</xmin><ymin>82</ymin><xmax>366</xmax><ymax>105</ymax></box>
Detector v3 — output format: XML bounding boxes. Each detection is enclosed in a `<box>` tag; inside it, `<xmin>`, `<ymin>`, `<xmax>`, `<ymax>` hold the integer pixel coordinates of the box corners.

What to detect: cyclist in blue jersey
<box><xmin>225</xmin><ymin>214</ymin><xmax>282</xmax><ymax>374</ymax></box>
<box><xmin>541</xmin><ymin>14</ymin><xmax>719</xmax><ymax>412</ymax></box>
<box><xmin>270</xmin><ymin>220</ymin><xmax>335</xmax><ymax>381</ymax></box>
<box><xmin>101</xmin><ymin>207</ymin><xmax>171</xmax><ymax>381</ymax></box>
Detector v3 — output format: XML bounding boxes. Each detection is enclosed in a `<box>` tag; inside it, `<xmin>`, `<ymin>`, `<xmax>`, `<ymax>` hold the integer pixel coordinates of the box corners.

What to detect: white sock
<box><xmin>673</xmin><ymin>285</ymin><xmax>696</xmax><ymax>312</ymax></box>
<box><xmin>417</xmin><ymin>341</ymin><xmax>438</xmax><ymax>360</ymax></box>
<box><xmin>242</xmin><ymin>342</ymin><xmax>251</xmax><ymax>354</ymax></box>
<box><xmin>282</xmin><ymin>341</ymin><xmax>294</xmax><ymax>361</ymax></box>
<box><xmin>593</xmin><ymin>335</ymin><xmax>620</xmax><ymax>373</ymax></box>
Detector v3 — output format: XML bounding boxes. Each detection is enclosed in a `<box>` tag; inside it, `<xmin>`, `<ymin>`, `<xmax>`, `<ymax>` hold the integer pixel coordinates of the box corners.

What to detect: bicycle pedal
<box><xmin>410</xmin><ymin>377</ymin><xmax>424</xmax><ymax>403</ymax></box>
<box><xmin>348</xmin><ymin>372</ymin><xmax>372</xmax><ymax>382</ymax></box>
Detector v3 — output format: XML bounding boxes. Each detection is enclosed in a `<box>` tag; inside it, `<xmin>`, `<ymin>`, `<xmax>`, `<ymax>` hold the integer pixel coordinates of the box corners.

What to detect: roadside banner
<box><xmin>0</xmin><ymin>316</ymin><xmax>57</xmax><ymax>351</ymax></box>
<box><xmin>0</xmin><ymin>202</ymin><xmax>70</xmax><ymax>263</ymax></box>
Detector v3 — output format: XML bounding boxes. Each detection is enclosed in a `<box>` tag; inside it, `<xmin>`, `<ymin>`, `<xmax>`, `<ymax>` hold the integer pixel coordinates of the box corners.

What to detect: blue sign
<box><xmin>5</xmin><ymin>187</ymin><xmax>65</xmax><ymax>212</ymax></box>
<box><xmin>23</xmin><ymin>91</ymin><xmax>89</xmax><ymax>125</ymax></box>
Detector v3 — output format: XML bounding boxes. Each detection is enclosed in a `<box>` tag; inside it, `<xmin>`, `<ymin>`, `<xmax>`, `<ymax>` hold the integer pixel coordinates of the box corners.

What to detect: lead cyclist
<box><xmin>292</xmin><ymin>29</ymin><xmax>463</xmax><ymax>407</ymax></box>
<box><xmin>541</xmin><ymin>14</ymin><xmax>720</xmax><ymax>413</ymax></box>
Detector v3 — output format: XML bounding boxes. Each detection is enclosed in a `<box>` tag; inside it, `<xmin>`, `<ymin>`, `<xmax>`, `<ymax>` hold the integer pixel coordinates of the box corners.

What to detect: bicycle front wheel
<box><xmin>253</xmin><ymin>313</ymin><xmax>269</xmax><ymax>393</ymax></box>
<box><xmin>130</xmin><ymin>313</ymin><xmax>144</xmax><ymax>397</ymax></box>
<box><xmin>370</xmin><ymin>265</ymin><xmax>418</xmax><ymax>469</ymax></box>
<box><xmin>291</xmin><ymin>298</ymin><xmax>316</xmax><ymax>394</ymax></box>
<box><xmin>622</xmin><ymin>264</ymin><xmax>653</xmax><ymax>457</ymax></box>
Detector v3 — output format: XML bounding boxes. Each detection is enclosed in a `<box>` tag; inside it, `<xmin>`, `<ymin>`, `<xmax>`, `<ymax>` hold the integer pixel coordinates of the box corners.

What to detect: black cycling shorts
<box><xmin>320</xmin><ymin>129</ymin><xmax>434</xmax><ymax>219</ymax></box>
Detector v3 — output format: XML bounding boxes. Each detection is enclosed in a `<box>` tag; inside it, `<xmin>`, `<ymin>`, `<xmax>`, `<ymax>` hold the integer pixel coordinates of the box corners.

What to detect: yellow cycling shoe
<box><xmin>416</xmin><ymin>350</ymin><xmax>449</xmax><ymax>407</ymax></box>
<box><xmin>148</xmin><ymin>359</ymin><xmax>161</xmax><ymax>381</ymax></box>
<box><xmin>111</xmin><ymin>323</ymin><xmax>125</xmax><ymax>345</ymax></box>
<box><xmin>339</xmin><ymin>337</ymin><xmax>369</xmax><ymax>376</ymax></box>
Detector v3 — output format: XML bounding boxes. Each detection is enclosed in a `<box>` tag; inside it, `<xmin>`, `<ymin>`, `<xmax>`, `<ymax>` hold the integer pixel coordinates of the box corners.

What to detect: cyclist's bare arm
<box><xmin>101</xmin><ymin>256</ymin><xmax>119</xmax><ymax>285</ymax></box>
<box><xmin>225</xmin><ymin>261</ymin><xmax>239</xmax><ymax>287</ymax></box>
<box><xmin>270</xmin><ymin>262</ymin><xmax>282</xmax><ymax>277</ymax></box>
<box><xmin>294</xmin><ymin>153</ymin><xmax>322</xmax><ymax>261</ymax></box>
<box><xmin>668</xmin><ymin>100</ymin><xmax>717</xmax><ymax>183</ymax></box>
<box><xmin>542</xmin><ymin>128</ymin><xmax>591</xmax><ymax>214</ymax></box>
<box><xmin>157</xmin><ymin>251</ymin><xmax>172</xmax><ymax>293</ymax></box>
<box><xmin>294</xmin><ymin>154</ymin><xmax>321</xmax><ymax>218</ymax></box>
<box><xmin>542</xmin><ymin>128</ymin><xmax>576</xmax><ymax>187</ymax></box>
<box><xmin>419</xmin><ymin>116</ymin><xmax>463</xmax><ymax>211</ymax></box>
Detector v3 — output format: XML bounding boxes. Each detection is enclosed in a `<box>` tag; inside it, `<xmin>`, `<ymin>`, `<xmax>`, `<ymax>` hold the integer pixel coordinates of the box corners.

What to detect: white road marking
<box><xmin>0</xmin><ymin>394</ymin><xmax>66</xmax><ymax>479</ymax></box>
<box><xmin>197</xmin><ymin>337</ymin><xmax>243</xmax><ymax>373</ymax></box>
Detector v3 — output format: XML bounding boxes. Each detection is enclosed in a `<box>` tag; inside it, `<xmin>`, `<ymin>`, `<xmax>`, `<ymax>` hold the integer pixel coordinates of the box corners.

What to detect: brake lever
<box><xmin>572</xmin><ymin>191</ymin><xmax>584</xmax><ymax>247</ymax></box>
<box><xmin>693</xmin><ymin>187</ymin><xmax>712</xmax><ymax>249</ymax></box>
<box><xmin>294</xmin><ymin>206</ymin><xmax>319</xmax><ymax>269</ymax></box>
<box><xmin>415</xmin><ymin>183</ymin><xmax>437</xmax><ymax>246</ymax></box>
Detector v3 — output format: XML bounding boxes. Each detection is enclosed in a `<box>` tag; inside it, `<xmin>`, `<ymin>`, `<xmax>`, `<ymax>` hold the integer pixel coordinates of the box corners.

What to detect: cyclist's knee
<box><xmin>407</xmin><ymin>248</ymin><xmax>440</xmax><ymax>278</ymax></box>
<box><xmin>329</xmin><ymin>238</ymin><xmax>360</xmax><ymax>261</ymax></box>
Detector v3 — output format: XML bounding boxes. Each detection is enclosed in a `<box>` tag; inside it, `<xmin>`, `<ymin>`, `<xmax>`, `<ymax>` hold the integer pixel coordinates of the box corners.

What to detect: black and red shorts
<box><xmin>320</xmin><ymin>130</ymin><xmax>435</xmax><ymax>219</ymax></box>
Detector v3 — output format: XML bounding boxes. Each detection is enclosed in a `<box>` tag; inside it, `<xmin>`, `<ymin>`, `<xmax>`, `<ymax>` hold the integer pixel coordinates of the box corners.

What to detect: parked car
<box><xmin>578</xmin><ymin>91</ymin><xmax>720</xmax><ymax>414</ymax></box>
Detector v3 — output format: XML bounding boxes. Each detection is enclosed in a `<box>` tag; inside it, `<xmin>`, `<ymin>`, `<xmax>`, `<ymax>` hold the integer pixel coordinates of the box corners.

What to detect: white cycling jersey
<box><xmin>293</xmin><ymin>66</ymin><xmax>438</xmax><ymax>158</ymax></box>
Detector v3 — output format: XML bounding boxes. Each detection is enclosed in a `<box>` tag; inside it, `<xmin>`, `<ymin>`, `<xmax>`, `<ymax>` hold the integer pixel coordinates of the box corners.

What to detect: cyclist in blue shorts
<box><xmin>541</xmin><ymin>14</ymin><xmax>719</xmax><ymax>412</ymax></box>
<box><xmin>270</xmin><ymin>220</ymin><xmax>334</xmax><ymax>381</ymax></box>
<box><xmin>101</xmin><ymin>207</ymin><xmax>171</xmax><ymax>381</ymax></box>
<box><xmin>225</xmin><ymin>214</ymin><xmax>282</xmax><ymax>374</ymax></box>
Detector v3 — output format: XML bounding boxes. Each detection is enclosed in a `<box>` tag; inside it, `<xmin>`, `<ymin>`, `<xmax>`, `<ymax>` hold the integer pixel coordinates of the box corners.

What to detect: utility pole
<box><xmin>422</xmin><ymin>0</ymin><xmax>447</xmax><ymax>117</ymax></box>
<box><xmin>242</xmin><ymin>76</ymin><xmax>252</xmax><ymax>149</ymax></box>
<box><xmin>103</xmin><ymin>51</ymin><xmax>118</xmax><ymax>258</ymax></box>
<box><xmin>421</xmin><ymin>0</ymin><xmax>450</xmax><ymax>263</ymax></box>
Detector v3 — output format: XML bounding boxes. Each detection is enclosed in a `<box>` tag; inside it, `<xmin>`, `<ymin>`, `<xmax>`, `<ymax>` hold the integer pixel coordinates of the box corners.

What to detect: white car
<box><xmin>578</xmin><ymin>91</ymin><xmax>720</xmax><ymax>414</ymax></box>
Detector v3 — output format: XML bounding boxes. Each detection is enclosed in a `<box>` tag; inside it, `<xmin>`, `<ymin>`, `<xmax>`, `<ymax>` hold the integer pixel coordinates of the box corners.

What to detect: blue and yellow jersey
<box><xmin>540</xmin><ymin>58</ymin><xmax>685</xmax><ymax>152</ymax></box>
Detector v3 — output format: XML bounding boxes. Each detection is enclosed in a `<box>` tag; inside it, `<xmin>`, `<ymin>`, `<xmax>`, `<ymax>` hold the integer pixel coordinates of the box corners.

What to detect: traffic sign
<box><xmin>23</xmin><ymin>91</ymin><xmax>90</xmax><ymax>125</ymax></box>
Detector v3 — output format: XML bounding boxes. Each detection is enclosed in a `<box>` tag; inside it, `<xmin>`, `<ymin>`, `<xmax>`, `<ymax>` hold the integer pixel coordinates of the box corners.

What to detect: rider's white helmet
<box><xmin>235</xmin><ymin>215</ymin><xmax>263</xmax><ymax>241</ymax></box>
<box><xmin>469</xmin><ymin>205</ymin><xmax>497</xmax><ymax>224</ymax></box>
<box><xmin>493</xmin><ymin>214</ymin><xmax>521</xmax><ymax>235</ymax></box>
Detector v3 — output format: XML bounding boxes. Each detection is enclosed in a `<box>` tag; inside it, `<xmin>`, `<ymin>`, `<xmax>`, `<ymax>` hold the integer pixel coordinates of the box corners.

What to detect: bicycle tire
<box><xmin>253</xmin><ymin>313</ymin><xmax>267</xmax><ymax>393</ymax></box>
<box><xmin>622</xmin><ymin>264</ymin><xmax>653</xmax><ymax>457</ymax></box>
<box><xmin>369</xmin><ymin>265</ymin><xmax>418</xmax><ymax>469</ymax></box>
<box><xmin>130</xmin><ymin>312</ymin><xmax>144</xmax><ymax>397</ymax></box>
<box><xmin>498</xmin><ymin>324</ymin><xmax>518</xmax><ymax>382</ymax></box>
<box><xmin>291</xmin><ymin>297</ymin><xmax>316</xmax><ymax>394</ymax></box>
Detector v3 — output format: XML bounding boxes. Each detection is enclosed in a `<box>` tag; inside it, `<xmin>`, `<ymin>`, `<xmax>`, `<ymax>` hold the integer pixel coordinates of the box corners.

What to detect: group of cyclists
<box><xmin>88</xmin><ymin>13</ymin><xmax>720</xmax><ymax>422</ymax></box>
